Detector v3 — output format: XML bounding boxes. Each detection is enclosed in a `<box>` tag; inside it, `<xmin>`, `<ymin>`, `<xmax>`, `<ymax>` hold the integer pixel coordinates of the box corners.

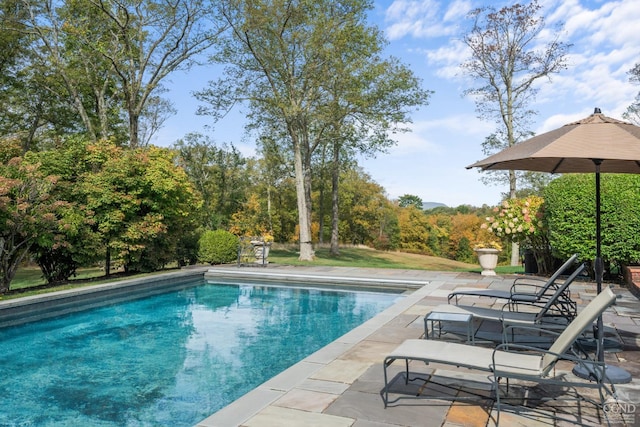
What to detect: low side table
<box><xmin>424</xmin><ymin>311</ymin><xmax>474</xmax><ymax>344</ymax></box>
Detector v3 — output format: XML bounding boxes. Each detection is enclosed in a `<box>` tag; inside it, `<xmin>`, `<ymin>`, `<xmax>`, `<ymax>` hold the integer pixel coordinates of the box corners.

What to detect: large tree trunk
<box><xmin>293</xmin><ymin>139</ymin><xmax>314</xmax><ymax>261</ymax></box>
<box><xmin>0</xmin><ymin>237</ymin><xmax>32</xmax><ymax>294</ymax></box>
<box><xmin>330</xmin><ymin>142</ymin><xmax>340</xmax><ymax>255</ymax></box>
<box><xmin>129</xmin><ymin>111</ymin><xmax>140</xmax><ymax>148</ymax></box>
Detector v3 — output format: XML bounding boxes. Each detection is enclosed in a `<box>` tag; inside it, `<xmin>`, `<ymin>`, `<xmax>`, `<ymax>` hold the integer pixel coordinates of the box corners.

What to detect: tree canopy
<box><xmin>196</xmin><ymin>0</ymin><xmax>429</xmax><ymax>260</ymax></box>
<box><xmin>462</xmin><ymin>0</ymin><xmax>570</xmax><ymax>197</ymax></box>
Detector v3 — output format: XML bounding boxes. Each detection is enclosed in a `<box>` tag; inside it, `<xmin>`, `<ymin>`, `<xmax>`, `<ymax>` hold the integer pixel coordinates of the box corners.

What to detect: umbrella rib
<box><xmin>551</xmin><ymin>159</ymin><xmax>564</xmax><ymax>174</ymax></box>
<box><xmin>482</xmin><ymin>162</ymin><xmax>498</xmax><ymax>171</ymax></box>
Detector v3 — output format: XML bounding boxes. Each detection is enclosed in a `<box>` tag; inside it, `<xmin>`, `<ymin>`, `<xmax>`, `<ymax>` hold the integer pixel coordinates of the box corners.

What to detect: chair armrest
<box><xmin>512</xmin><ymin>277</ymin><xmax>546</xmax><ymax>285</ymax></box>
<box><xmin>493</xmin><ymin>343</ymin><xmax>606</xmax><ymax>369</ymax></box>
<box><xmin>510</xmin><ymin>281</ymin><xmax>561</xmax><ymax>295</ymax></box>
<box><xmin>500</xmin><ymin>322</ymin><xmax>578</xmax><ymax>343</ymax></box>
<box><xmin>507</xmin><ymin>295</ymin><xmax>576</xmax><ymax>318</ymax></box>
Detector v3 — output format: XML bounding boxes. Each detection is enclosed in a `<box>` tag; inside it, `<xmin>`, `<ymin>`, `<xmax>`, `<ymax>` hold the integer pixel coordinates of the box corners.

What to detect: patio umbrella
<box><xmin>467</xmin><ymin>107</ymin><xmax>640</xmax><ymax>383</ymax></box>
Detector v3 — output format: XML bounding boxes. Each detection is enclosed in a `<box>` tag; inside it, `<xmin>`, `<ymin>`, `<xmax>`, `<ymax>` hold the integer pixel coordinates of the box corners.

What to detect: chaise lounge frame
<box><xmin>382</xmin><ymin>287</ymin><xmax>618</xmax><ymax>425</ymax></box>
<box><xmin>428</xmin><ymin>263</ymin><xmax>585</xmax><ymax>345</ymax></box>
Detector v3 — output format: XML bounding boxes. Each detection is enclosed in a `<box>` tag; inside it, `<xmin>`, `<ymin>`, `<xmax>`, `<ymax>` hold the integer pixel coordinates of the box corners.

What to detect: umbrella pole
<box><xmin>573</xmin><ymin>161</ymin><xmax>631</xmax><ymax>384</ymax></box>
<box><xmin>594</xmin><ymin>163</ymin><xmax>604</xmax><ymax>363</ymax></box>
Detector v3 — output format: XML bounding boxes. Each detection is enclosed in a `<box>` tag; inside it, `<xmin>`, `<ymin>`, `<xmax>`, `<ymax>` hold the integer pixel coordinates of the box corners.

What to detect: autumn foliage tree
<box><xmin>79</xmin><ymin>142</ymin><xmax>201</xmax><ymax>274</ymax></box>
<box><xmin>0</xmin><ymin>157</ymin><xmax>67</xmax><ymax>292</ymax></box>
<box><xmin>229</xmin><ymin>193</ymin><xmax>270</xmax><ymax>238</ymax></box>
<box><xmin>397</xmin><ymin>205</ymin><xmax>432</xmax><ymax>254</ymax></box>
<box><xmin>448</xmin><ymin>214</ymin><xmax>482</xmax><ymax>263</ymax></box>
<box><xmin>336</xmin><ymin>168</ymin><xmax>398</xmax><ymax>248</ymax></box>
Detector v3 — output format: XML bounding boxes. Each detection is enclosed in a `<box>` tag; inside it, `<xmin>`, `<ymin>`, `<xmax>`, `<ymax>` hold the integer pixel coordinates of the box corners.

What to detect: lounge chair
<box><xmin>430</xmin><ymin>263</ymin><xmax>585</xmax><ymax>338</ymax></box>
<box><xmin>448</xmin><ymin>254</ymin><xmax>579</xmax><ymax>305</ymax></box>
<box><xmin>382</xmin><ymin>287</ymin><xmax>617</xmax><ymax>424</ymax></box>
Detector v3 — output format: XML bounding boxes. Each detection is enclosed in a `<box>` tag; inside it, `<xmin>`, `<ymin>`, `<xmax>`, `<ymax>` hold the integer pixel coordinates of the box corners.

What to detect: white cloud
<box><xmin>384</xmin><ymin>0</ymin><xmax>463</xmax><ymax>39</ymax></box>
<box><xmin>390</xmin><ymin>132</ymin><xmax>439</xmax><ymax>154</ymax></box>
<box><xmin>384</xmin><ymin>114</ymin><xmax>494</xmax><ymax>156</ymax></box>
<box><xmin>423</xmin><ymin>40</ymin><xmax>469</xmax><ymax>79</ymax></box>
<box><xmin>442</xmin><ymin>0</ymin><xmax>474</xmax><ymax>22</ymax></box>
<box><xmin>533</xmin><ymin>0</ymin><xmax>638</xmax><ymax>119</ymax></box>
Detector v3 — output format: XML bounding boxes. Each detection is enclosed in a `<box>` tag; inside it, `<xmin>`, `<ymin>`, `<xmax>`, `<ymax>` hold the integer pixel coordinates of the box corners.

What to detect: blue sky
<box><xmin>154</xmin><ymin>0</ymin><xmax>639</xmax><ymax>208</ymax></box>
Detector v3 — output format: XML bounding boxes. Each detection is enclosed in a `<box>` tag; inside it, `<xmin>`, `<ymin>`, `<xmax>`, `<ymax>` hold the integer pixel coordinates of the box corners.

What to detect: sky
<box><xmin>153</xmin><ymin>0</ymin><xmax>639</xmax><ymax>208</ymax></box>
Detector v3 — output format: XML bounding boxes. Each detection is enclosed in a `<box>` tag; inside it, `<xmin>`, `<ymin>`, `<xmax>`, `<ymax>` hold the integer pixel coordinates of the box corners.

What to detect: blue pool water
<box><xmin>0</xmin><ymin>280</ymin><xmax>401</xmax><ymax>426</ymax></box>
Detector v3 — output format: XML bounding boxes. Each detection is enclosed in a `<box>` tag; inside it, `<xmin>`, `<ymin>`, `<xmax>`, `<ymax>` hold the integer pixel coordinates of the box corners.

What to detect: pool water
<box><xmin>0</xmin><ymin>281</ymin><xmax>401</xmax><ymax>426</ymax></box>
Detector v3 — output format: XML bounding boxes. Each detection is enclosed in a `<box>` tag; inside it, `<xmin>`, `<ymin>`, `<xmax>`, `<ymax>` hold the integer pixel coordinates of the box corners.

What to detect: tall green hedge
<box><xmin>544</xmin><ymin>174</ymin><xmax>640</xmax><ymax>266</ymax></box>
<box><xmin>198</xmin><ymin>230</ymin><xmax>239</xmax><ymax>265</ymax></box>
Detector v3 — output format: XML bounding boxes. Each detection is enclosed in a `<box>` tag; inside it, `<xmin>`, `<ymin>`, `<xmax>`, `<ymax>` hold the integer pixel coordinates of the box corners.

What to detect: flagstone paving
<box><xmin>197</xmin><ymin>265</ymin><xmax>640</xmax><ymax>427</ymax></box>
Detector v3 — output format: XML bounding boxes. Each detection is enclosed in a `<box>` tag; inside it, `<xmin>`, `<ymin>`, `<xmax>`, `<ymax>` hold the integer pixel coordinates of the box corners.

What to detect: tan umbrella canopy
<box><xmin>467</xmin><ymin>108</ymin><xmax>640</xmax><ymax>384</ymax></box>
<box><xmin>468</xmin><ymin>109</ymin><xmax>640</xmax><ymax>174</ymax></box>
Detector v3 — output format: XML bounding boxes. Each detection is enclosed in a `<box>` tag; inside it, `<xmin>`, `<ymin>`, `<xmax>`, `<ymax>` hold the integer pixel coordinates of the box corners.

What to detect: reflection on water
<box><xmin>0</xmin><ymin>281</ymin><xmax>401</xmax><ymax>426</ymax></box>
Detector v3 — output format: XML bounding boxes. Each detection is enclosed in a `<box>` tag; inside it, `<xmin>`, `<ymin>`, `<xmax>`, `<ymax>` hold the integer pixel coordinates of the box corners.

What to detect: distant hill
<box><xmin>422</xmin><ymin>202</ymin><xmax>447</xmax><ymax>210</ymax></box>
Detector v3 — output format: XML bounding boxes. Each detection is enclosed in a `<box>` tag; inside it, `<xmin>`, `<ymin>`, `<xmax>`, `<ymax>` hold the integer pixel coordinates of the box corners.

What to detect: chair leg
<box><xmin>494</xmin><ymin>375</ymin><xmax>501</xmax><ymax>426</ymax></box>
<box><xmin>382</xmin><ymin>357</ymin><xmax>400</xmax><ymax>408</ymax></box>
<box><xmin>404</xmin><ymin>359</ymin><xmax>410</xmax><ymax>384</ymax></box>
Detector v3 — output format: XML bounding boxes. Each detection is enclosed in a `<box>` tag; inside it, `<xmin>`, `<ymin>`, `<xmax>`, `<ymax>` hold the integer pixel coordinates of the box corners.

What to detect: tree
<box><xmin>0</xmin><ymin>0</ymin><xmax>81</xmax><ymax>151</ymax></box>
<box><xmin>461</xmin><ymin>0</ymin><xmax>569</xmax><ymax>265</ymax></box>
<box><xmin>337</xmin><ymin>167</ymin><xmax>397</xmax><ymax>248</ymax></box>
<box><xmin>254</xmin><ymin>135</ymin><xmax>297</xmax><ymax>242</ymax></box>
<box><xmin>624</xmin><ymin>63</ymin><xmax>640</xmax><ymax>125</ymax></box>
<box><xmin>0</xmin><ymin>156</ymin><xmax>67</xmax><ymax>292</ymax></box>
<box><xmin>397</xmin><ymin>205</ymin><xmax>432</xmax><ymax>254</ymax></box>
<box><xmin>196</xmin><ymin>0</ymin><xmax>311</xmax><ymax>259</ymax></box>
<box><xmin>173</xmin><ymin>133</ymin><xmax>249</xmax><ymax>229</ymax></box>
<box><xmin>196</xmin><ymin>0</ymin><xmax>341</xmax><ymax>260</ymax></box>
<box><xmin>314</xmin><ymin>22</ymin><xmax>431</xmax><ymax>255</ymax></box>
<box><xmin>197</xmin><ymin>0</ymin><xmax>428</xmax><ymax>260</ymax></box>
<box><xmin>79</xmin><ymin>141</ymin><xmax>202</xmax><ymax>274</ymax></box>
<box><xmin>24</xmin><ymin>137</ymin><xmax>102</xmax><ymax>282</ymax></box>
<box><xmin>21</xmin><ymin>0</ymin><xmax>222</xmax><ymax>147</ymax></box>
<box><xmin>398</xmin><ymin>194</ymin><xmax>423</xmax><ymax>209</ymax></box>
<box><xmin>448</xmin><ymin>214</ymin><xmax>478</xmax><ymax>263</ymax></box>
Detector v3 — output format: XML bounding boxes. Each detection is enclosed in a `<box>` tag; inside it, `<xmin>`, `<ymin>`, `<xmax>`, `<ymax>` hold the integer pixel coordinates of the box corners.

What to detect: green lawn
<box><xmin>5</xmin><ymin>266</ymin><xmax>176</xmax><ymax>300</ymax></box>
<box><xmin>6</xmin><ymin>247</ymin><xmax>523</xmax><ymax>300</ymax></box>
<box><xmin>268</xmin><ymin>246</ymin><xmax>523</xmax><ymax>274</ymax></box>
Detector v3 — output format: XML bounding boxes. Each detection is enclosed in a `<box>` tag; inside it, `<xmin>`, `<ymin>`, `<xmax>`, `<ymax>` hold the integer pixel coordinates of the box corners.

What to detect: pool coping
<box><xmin>203</xmin><ymin>268</ymin><xmax>428</xmax><ymax>290</ymax></box>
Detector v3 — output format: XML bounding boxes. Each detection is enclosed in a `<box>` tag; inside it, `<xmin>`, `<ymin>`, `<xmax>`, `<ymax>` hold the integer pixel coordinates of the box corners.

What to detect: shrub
<box><xmin>544</xmin><ymin>174</ymin><xmax>640</xmax><ymax>271</ymax></box>
<box><xmin>198</xmin><ymin>230</ymin><xmax>239</xmax><ymax>265</ymax></box>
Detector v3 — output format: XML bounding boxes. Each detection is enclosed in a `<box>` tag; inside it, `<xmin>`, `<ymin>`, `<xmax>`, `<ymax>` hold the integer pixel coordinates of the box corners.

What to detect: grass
<box><xmin>268</xmin><ymin>246</ymin><xmax>523</xmax><ymax>275</ymax></box>
<box><xmin>6</xmin><ymin>247</ymin><xmax>523</xmax><ymax>300</ymax></box>
<box><xmin>10</xmin><ymin>266</ymin><xmax>105</xmax><ymax>290</ymax></box>
<box><xmin>4</xmin><ymin>266</ymin><xmax>178</xmax><ymax>301</ymax></box>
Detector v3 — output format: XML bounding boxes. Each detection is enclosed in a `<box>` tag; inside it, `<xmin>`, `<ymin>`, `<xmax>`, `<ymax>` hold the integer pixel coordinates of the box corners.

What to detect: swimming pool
<box><xmin>0</xmin><ymin>279</ymin><xmax>402</xmax><ymax>426</ymax></box>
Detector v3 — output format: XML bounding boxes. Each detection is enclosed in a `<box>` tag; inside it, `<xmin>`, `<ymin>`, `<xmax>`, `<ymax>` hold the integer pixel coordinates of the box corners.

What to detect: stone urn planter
<box><xmin>251</xmin><ymin>241</ymin><xmax>271</xmax><ymax>265</ymax></box>
<box><xmin>475</xmin><ymin>248</ymin><xmax>500</xmax><ymax>276</ymax></box>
